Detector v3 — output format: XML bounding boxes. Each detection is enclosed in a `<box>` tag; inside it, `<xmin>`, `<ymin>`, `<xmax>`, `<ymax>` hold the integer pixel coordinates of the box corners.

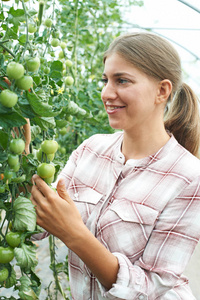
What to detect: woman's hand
<box><xmin>31</xmin><ymin>175</ymin><xmax>119</xmax><ymax>289</ymax></box>
<box><xmin>30</xmin><ymin>175</ymin><xmax>86</xmax><ymax>248</ymax></box>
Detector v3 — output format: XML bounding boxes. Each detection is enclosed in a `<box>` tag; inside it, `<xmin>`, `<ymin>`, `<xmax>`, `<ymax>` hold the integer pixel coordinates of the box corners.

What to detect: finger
<box><xmin>32</xmin><ymin>174</ymin><xmax>51</xmax><ymax>197</ymax></box>
<box><xmin>31</xmin><ymin>183</ymin><xmax>46</xmax><ymax>204</ymax></box>
<box><xmin>56</xmin><ymin>179</ymin><xmax>72</xmax><ymax>203</ymax></box>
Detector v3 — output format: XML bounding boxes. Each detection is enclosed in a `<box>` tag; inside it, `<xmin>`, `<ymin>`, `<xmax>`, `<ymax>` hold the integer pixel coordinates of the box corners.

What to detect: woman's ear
<box><xmin>156</xmin><ymin>79</ymin><xmax>172</xmax><ymax>104</ymax></box>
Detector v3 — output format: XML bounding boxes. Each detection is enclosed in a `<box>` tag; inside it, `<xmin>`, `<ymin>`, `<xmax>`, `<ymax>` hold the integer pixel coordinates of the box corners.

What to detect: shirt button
<box><xmin>138</xmin><ymin>295</ymin><xmax>145</xmax><ymax>300</ymax></box>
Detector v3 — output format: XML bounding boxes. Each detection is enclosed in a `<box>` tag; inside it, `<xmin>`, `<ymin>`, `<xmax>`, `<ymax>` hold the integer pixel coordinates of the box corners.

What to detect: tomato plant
<box><xmin>0</xmin><ymin>0</ymin><xmax>143</xmax><ymax>298</ymax></box>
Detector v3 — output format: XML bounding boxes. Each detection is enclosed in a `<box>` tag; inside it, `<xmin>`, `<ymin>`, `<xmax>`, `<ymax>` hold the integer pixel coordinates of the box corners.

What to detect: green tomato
<box><xmin>58</xmin><ymin>51</ymin><xmax>64</xmax><ymax>59</ymax></box>
<box><xmin>4</xmin><ymin>170</ymin><xmax>15</xmax><ymax>181</ymax></box>
<box><xmin>11</xmin><ymin>162</ymin><xmax>20</xmax><ymax>172</ymax></box>
<box><xmin>6</xmin><ymin>231</ymin><xmax>22</xmax><ymax>248</ymax></box>
<box><xmin>51</xmin><ymin>38</ymin><xmax>60</xmax><ymax>47</ymax></box>
<box><xmin>28</xmin><ymin>23</ymin><xmax>37</xmax><ymax>33</ymax></box>
<box><xmin>6</xmin><ymin>62</ymin><xmax>25</xmax><ymax>80</ymax></box>
<box><xmin>59</xmin><ymin>146</ymin><xmax>66</xmax><ymax>155</ymax></box>
<box><xmin>66</xmin><ymin>115</ymin><xmax>73</xmax><ymax>122</ymax></box>
<box><xmin>25</xmin><ymin>56</ymin><xmax>40</xmax><ymax>72</ymax></box>
<box><xmin>44</xmin><ymin>175</ymin><xmax>54</xmax><ymax>184</ymax></box>
<box><xmin>37</xmin><ymin>163</ymin><xmax>55</xmax><ymax>179</ymax></box>
<box><xmin>0</xmin><ymin>246</ymin><xmax>14</xmax><ymax>263</ymax></box>
<box><xmin>8</xmin><ymin>154</ymin><xmax>19</xmax><ymax>167</ymax></box>
<box><xmin>65</xmin><ymin>59</ymin><xmax>73</xmax><ymax>68</ymax></box>
<box><xmin>0</xmin><ymin>89</ymin><xmax>18</xmax><ymax>108</ymax></box>
<box><xmin>44</xmin><ymin>18</ymin><xmax>53</xmax><ymax>27</ymax></box>
<box><xmin>60</xmin><ymin>42</ymin><xmax>67</xmax><ymax>49</ymax></box>
<box><xmin>10</xmin><ymin>138</ymin><xmax>25</xmax><ymax>155</ymax></box>
<box><xmin>43</xmin><ymin>67</ymin><xmax>50</xmax><ymax>74</ymax></box>
<box><xmin>36</xmin><ymin>148</ymin><xmax>55</xmax><ymax>162</ymax></box>
<box><xmin>41</xmin><ymin>140</ymin><xmax>58</xmax><ymax>154</ymax></box>
<box><xmin>15</xmin><ymin>75</ymin><xmax>33</xmax><ymax>90</ymax></box>
<box><xmin>0</xmin><ymin>185</ymin><xmax>5</xmax><ymax>193</ymax></box>
<box><xmin>59</xmin><ymin>127</ymin><xmax>67</xmax><ymax>135</ymax></box>
<box><xmin>65</xmin><ymin>76</ymin><xmax>74</xmax><ymax>86</ymax></box>
<box><xmin>0</xmin><ymin>267</ymin><xmax>9</xmax><ymax>282</ymax></box>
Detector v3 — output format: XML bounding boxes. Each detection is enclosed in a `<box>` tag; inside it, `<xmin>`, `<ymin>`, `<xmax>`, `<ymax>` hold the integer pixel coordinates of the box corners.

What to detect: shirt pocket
<box><xmin>97</xmin><ymin>200</ymin><xmax>159</xmax><ymax>262</ymax></box>
<box><xmin>68</xmin><ymin>186</ymin><xmax>103</xmax><ymax>224</ymax></box>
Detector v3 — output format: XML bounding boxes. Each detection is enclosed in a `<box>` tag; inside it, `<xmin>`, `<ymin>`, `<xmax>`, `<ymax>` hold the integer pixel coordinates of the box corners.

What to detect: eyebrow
<box><xmin>102</xmin><ymin>72</ymin><xmax>135</xmax><ymax>78</ymax></box>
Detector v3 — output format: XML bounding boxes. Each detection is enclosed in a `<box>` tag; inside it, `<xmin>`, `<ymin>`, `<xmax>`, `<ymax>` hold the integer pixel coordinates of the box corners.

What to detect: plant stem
<box><xmin>21</xmin><ymin>0</ymin><xmax>33</xmax><ymax>57</ymax></box>
<box><xmin>49</xmin><ymin>235</ymin><xmax>67</xmax><ymax>299</ymax></box>
<box><xmin>0</xmin><ymin>42</ymin><xmax>15</xmax><ymax>58</ymax></box>
<box><xmin>72</xmin><ymin>0</ymin><xmax>79</xmax><ymax>88</ymax></box>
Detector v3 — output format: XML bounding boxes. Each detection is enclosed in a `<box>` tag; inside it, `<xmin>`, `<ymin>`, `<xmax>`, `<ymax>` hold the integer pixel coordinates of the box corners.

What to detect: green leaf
<box><xmin>55</xmin><ymin>119</ymin><xmax>69</xmax><ymax>128</ymax></box>
<box><xmin>0</xmin><ymin>108</ymin><xmax>27</xmax><ymax>129</ymax></box>
<box><xmin>13</xmin><ymin>196</ymin><xmax>36</xmax><ymax>232</ymax></box>
<box><xmin>27</xmin><ymin>92</ymin><xmax>61</xmax><ymax>117</ymax></box>
<box><xmin>18</xmin><ymin>275</ymin><xmax>38</xmax><ymax>300</ymax></box>
<box><xmin>28</xmin><ymin>9</ymin><xmax>38</xmax><ymax>17</ymax></box>
<box><xmin>9</xmin><ymin>7</ymin><xmax>24</xmax><ymax>17</ymax></box>
<box><xmin>50</xmin><ymin>60</ymin><xmax>63</xmax><ymax>72</ymax></box>
<box><xmin>7</xmin><ymin>8</ymin><xmax>25</xmax><ymax>27</ymax></box>
<box><xmin>14</xmin><ymin>244</ymin><xmax>38</xmax><ymax>271</ymax></box>
<box><xmin>31</xmin><ymin>125</ymin><xmax>41</xmax><ymax>141</ymax></box>
<box><xmin>19</xmin><ymin>34</ymin><xmax>27</xmax><ymax>45</ymax></box>
<box><xmin>18</xmin><ymin>289</ymin><xmax>38</xmax><ymax>300</ymax></box>
<box><xmin>0</xmin><ymin>130</ymin><xmax>8</xmax><ymax>149</ymax></box>
<box><xmin>5</xmin><ymin>266</ymin><xmax>17</xmax><ymax>288</ymax></box>
<box><xmin>33</xmin><ymin>117</ymin><xmax>56</xmax><ymax>130</ymax></box>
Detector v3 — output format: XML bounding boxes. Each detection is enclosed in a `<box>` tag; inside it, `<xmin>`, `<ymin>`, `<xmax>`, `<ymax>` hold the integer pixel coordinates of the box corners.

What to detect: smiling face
<box><xmin>101</xmin><ymin>53</ymin><xmax>163</xmax><ymax>135</ymax></box>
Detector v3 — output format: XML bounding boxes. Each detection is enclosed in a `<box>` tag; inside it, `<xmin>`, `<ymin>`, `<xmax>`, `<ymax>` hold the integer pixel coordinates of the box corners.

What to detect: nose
<box><xmin>101</xmin><ymin>82</ymin><xmax>117</xmax><ymax>102</ymax></box>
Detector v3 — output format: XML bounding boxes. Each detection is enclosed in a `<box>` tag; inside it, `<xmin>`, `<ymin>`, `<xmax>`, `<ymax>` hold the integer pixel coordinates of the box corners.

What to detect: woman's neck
<box><xmin>121</xmin><ymin>126</ymin><xmax>170</xmax><ymax>162</ymax></box>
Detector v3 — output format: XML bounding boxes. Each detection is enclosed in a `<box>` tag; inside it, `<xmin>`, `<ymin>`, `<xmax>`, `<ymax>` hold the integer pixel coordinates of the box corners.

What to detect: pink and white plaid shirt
<box><xmin>38</xmin><ymin>131</ymin><xmax>200</xmax><ymax>299</ymax></box>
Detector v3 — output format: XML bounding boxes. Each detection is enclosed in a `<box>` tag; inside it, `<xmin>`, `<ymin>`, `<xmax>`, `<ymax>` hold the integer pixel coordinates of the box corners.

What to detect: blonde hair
<box><xmin>103</xmin><ymin>32</ymin><xmax>200</xmax><ymax>157</ymax></box>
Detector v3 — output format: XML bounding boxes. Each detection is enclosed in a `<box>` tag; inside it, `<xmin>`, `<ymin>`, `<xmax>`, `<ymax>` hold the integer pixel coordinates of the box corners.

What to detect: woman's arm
<box><xmin>31</xmin><ymin>172</ymin><xmax>200</xmax><ymax>299</ymax></box>
<box><xmin>31</xmin><ymin>175</ymin><xmax>119</xmax><ymax>289</ymax></box>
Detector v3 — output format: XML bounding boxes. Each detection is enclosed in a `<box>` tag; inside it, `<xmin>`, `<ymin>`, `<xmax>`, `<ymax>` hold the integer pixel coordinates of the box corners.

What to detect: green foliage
<box><xmin>0</xmin><ymin>0</ymin><xmax>143</xmax><ymax>299</ymax></box>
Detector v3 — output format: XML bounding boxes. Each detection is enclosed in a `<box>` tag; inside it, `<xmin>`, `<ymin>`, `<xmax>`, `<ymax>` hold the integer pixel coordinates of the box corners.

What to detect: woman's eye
<box><xmin>117</xmin><ymin>78</ymin><xmax>128</xmax><ymax>84</ymax></box>
<box><xmin>101</xmin><ymin>78</ymin><xmax>108</xmax><ymax>85</ymax></box>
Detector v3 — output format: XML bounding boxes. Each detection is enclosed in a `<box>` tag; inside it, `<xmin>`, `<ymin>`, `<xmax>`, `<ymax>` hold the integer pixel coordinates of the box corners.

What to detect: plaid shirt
<box><xmin>37</xmin><ymin>132</ymin><xmax>200</xmax><ymax>299</ymax></box>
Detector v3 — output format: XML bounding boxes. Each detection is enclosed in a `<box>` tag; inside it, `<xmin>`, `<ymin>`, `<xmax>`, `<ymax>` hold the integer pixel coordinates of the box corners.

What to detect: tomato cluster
<box><xmin>36</xmin><ymin>139</ymin><xmax>58</xmax><ymax>184</ymax></box>
<box><xmin>0</xmin><ymin>57</ymin><xmax>40</xmax><ymax>109</ymax></box>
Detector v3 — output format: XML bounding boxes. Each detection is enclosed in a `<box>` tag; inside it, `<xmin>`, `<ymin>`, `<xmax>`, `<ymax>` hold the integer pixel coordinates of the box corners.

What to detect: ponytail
<box><xmin>164</xmin><ymin>83</ymin><xmax>200</xmax><ymax>158</ymax></box>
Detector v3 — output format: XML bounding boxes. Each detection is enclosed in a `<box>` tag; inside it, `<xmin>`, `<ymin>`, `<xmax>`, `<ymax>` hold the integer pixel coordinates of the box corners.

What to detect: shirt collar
<box><xmin>114</xmin><ymin>132</ymin><xmax>178</xmax><ymax>168</ymax></box>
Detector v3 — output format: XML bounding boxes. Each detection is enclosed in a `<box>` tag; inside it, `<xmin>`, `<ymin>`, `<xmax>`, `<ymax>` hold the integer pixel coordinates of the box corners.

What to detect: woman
<box><xmin>31</xmin><ymin>32</ymin><xmax>200</xmax><ymax>299</ymax></box>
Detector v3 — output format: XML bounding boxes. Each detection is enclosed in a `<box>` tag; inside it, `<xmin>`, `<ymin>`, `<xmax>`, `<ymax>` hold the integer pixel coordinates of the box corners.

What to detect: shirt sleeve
<box><xmin>98</xmin><ymin>175</ymin><xmax>200</xmax><ymax>299</ymax></box>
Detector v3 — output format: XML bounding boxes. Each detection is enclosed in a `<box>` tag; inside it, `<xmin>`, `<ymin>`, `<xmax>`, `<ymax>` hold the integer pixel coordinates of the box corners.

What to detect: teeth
<box><xmin>107</xmin><ymin>106</ymin><xmax>120</xmax><ymax>110</ymax></box>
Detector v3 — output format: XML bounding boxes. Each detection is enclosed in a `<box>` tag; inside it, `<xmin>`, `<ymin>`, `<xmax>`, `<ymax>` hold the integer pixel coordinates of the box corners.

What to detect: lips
<box><xmin>106</xmin><ymin>105</ymin><xmax>125</xmax><ymax>114</ymax></box>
